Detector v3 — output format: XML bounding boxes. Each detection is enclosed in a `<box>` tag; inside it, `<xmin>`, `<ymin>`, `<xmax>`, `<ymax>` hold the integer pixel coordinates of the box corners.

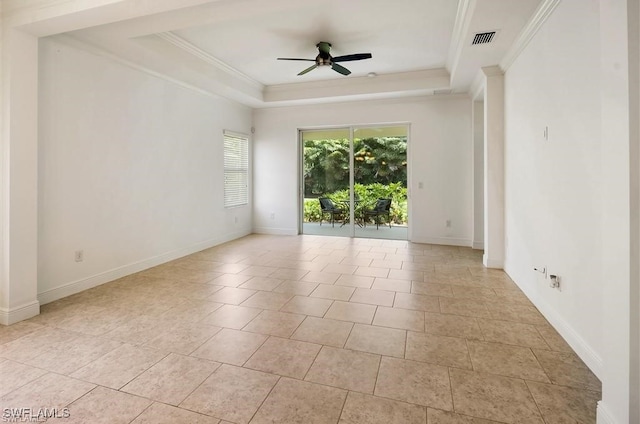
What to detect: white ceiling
<box><xmin>62</xmin><ymin>0</ymin><xmax>543</xmax><ymax>107</ymax></box>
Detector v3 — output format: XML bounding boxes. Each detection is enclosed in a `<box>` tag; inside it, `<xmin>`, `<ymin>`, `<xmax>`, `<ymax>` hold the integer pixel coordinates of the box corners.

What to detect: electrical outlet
<box><xmin>75</xmin><ymin>250</ymin><xmax>84</xmax><ymax>262</ymax></box>
<box><xmin>445</xmin><ymin>219</ymin><xmax>451</xmax><ymax>228</ymax></box>
<box><xmin>270</xmin><ymin>212</ymin><xmax>275</xmax><ymax>219</ymax></box>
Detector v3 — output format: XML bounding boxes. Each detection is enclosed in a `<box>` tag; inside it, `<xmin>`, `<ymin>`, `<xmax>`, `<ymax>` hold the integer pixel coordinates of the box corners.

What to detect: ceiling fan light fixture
<box><xmin>367</xmin><ymin>72</ymin><xmax>377</xmax><ymax>78</ymax></box>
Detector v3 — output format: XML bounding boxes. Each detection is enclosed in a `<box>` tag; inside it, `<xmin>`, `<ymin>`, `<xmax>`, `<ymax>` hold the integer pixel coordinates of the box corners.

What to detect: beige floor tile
<box><xmin>24</xmin><ymin>334</ymin><xmax>123</xmax><ymax>375</ymax></box>
<box><xmin>425</xmin><ymin>312</ymin><xmax>483</xmax><ymax>340</ymax></box>
<box><xmin>180</xmin><ymin>364</ymin><xmax>278</xmax><ymax>424</ymax></box>
<box><xmin>211</xmin><ymin>273</ymin><xmax>253</xmax><ymax>288</ymax></box>
<box><xmin>450</xmin><ymin>286</ymin><xmax>497</xmax><ymax>300</ymax></box>
<box><xmin>375</xmin><ymin>356</ymin><xmax>452</xmax><ymax>410</ymax></box>
<box><xmin>342</xmin><ymin>257</ymin><xmax>374</xmax><ymax>267</ymax></box>
<box><xmin>102</xmin><ymin>314</ymin><xmax>168</xmax><ymax>345</ymax></box>
<box><xmin>64</xmin><ymin>386</ymin><xmax>152</xmax><ymax>424</ymax></box>
<box><xmin>305</xmin><ymin>346</ymin><xmax>380</xmax><ymax>393</ymax></box>
<box><xmin>411</xmin><ymin>282</ymin><xmax>454</xmax><ymax>297</ymax></box>
<box><xmin>369</xmin><ymin>258</ymin><xmax>402</xmax><ymax>268</ymax></box>
<box><xmin>240</xmin><ymin>291</ymin><xmax>293</xmax><ymax>310</ymax></box>
<box><xmin>0</xmin><ymin>373</ymin><xmax>95</xmax><ymax>411</ymax></box>
<box><xmin>200</xmin><ymin>304</ymin><xmax>262</xmax><ymax>329</ymax></box>
<box><xmin>121</xmin><ymin>353</ymin><xmax>220</xmax><ymax>405</ymax></box>
<box><xmin>344</xmin><ymin>324</ymin><xmax>406</xmax><ymax>358</ymax></box>
<box><xmin>484</xmin><ymin>301</ymin><xmax>547</xmax><ymax>325</ymax></box>
<box><xmin>274</xmin><ymin>280</ymin><xmax>319</xmax><ymax>296</ymax></box>
<box><xmin>535</xmin><ymin>325</ymin><xmax>574</xmax><ymax>352</ymax></box>
<box><xmin>372</xmin><ymin>278</ymin><xmax>412</xmax><ymax>293</ymax></box>
<box><xmin>349</xmin><ymin>288</ymin><xmax>395</xmax><ymax>307</ymax></box>
<box><xmin>243</xmin><ymin>310</ymin><xmax>305</xmax><ymax>337</ymax></box>
<box><xmin>270</xmin><ymin>268</ymin><xmax>310</xmax><ymax>280</ymax></box>
<box><xmin>394</xmin><ymin>292</ymin><xmax>440</xmax><ymax>312</ymax></box>
<box><xmin>302</xmin><ymin>271</ymin><xmax>341</xmax><ymax>284</ymax></box>
<box><xmin>354</xmin><ymin>266</ymin><xmax>389</xmax><ymax>278</ymax></box>
<box><xmin>325</xmin><ymin>301</ymin><xmax>377</xmax><ymax>324</ymax></box>
<box><xmin>0</xmin><ymin>327</ymin><xmax>84</xmax><ymax>363</ymax></box>
<box><xmin>70</xmin><ymin>344</ymin><xmax>166</xmax><ymax>389</ymax></box>
<box><xmin>144</xmin><ymin>322</ymin><xmax>221</xmax><ymax>355</ymax></box>
<box><xmin>4</xmin><ymin>235</ymin><xmax>599</xmax><ymax>424</ymax></box>
<box><xmin>291</xmin><ymin>317</ymin><xmax>354</xmax><ymax>348</ymax></box>
<box><xmin>323</xmin><ymin>263</ymin><xmax>358</xmax><ymax>275</ymax></box>
<box><xmin>131</xmin><ymin>402</ymin><xmax>220</xmax><ymax>424</ymax></box>
<box><xmin>0</xmin><ymin>321</ymin><xmax>43</xmax><ymax>345</ymax></box>
<box><xmin>191</xmin><ymin>328</ymin><xmax>267</xmax><ymax>365</ymax></box>
<box><xmin>405</xmin><ymin>331</ymin><xmax>471</xmax><ymax>369</ymax></box>
<box><xmin>373</xmin><ymin>306</ymin><xmax>424</xmax><ymax>331</ymax></box>
<box><xmin>310</xmin><ymin>284</ymin><xmax>356</xmax><ymax>301</ymax></box>
<box><xmin>439</xmin><ymin>297</ymin><xmax>492</xmax><ymax>318</ymax></box>
<box><xmin>335</xmin><ymin>274</ymin><xmax>375</xmax><ymax>289</ymax></box>
<box><xmin>238</xmin><ymin>276</ymin><xmax>283</xmax><ymax>291</ymax></box>
<box><xmin>161</xmin><ymin>299</ymin><xmax>224</xmax><ymax>323</ymax></box>
<box><xmin>526</xmin><ymin>381</ymin><xmax>599</xmax><ymax>424</ymax></box>
<box><xmin>244</xmin><ymin>336</ymin><xmax>321</xmax><ymax>379</ymax></box>
<box><xmin>477</xmin><ymin>319</ymin><xmax>550</xmax><ymax>349</ymax></box>
<box><xmin>208</xmin><ymin>287</ymin><xmax>257</xmax><ymax>305</ymax></box>
<box><xmin>280</xmin><ymin>295</ymin><xmax>333</xmax><ymax>317</ymax></box>
<box><xmin>468</xmin><ymin>340</ymin><xmax>549</xmax><ymax>382</ymax></box>
<box><xmin>532</xmin><ymin>349</ymin><xmax>601</xmax><ymax>392</ymax></box>
<box><xmin>339</xmin><ymin>391</ymin><xmax>426</xmax><ymax>424</ymax></box>
<box><xmin>449</xmin><ymin>368</ymin><xmax>543</xmax><ymax>424</ymax></box>
<box><xmin>0</xmin><ymin>360</ymin><xmax>48</xmax><ymax>397</ymax></box>
<box><xmin>238</xmin><ymin>265</ymin><xmax>279</xmax><ymax>277</ymax></box>
<box><xmin>252</xmin><ymin>377</ymin><xmax>347</xmax><ymax>424</ymax></box>
<box><xmin>427</xmin><ymin>408</ymin><xmax>504</xmax><ymax>423</ymax></box>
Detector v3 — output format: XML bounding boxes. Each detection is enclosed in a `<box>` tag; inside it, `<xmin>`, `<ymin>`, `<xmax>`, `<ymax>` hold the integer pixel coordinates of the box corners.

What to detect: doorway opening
<box><xmin>300</xmin><ymin>125</ymin><xmax>409</xmax><ymax>240</ymax></box>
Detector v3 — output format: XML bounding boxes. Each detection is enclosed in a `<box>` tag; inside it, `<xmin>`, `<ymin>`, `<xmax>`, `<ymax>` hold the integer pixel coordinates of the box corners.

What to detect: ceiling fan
<box><xmin>277</xmin><ymin>41</ymin><xmax>372</xmax><ymax>76</ymax></box>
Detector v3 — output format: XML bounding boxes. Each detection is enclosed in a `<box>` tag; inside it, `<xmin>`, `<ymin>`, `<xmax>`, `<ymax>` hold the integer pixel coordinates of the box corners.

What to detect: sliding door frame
<box><xmin>298</xmin><ymin>123</ymin><xmax>411</xmax><ymax>240</ymax></box>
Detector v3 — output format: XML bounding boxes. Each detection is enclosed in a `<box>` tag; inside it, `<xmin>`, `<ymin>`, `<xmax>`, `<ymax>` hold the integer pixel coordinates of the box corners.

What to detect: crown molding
<box><xmin>446</xmin><ymin>0</ymin><xmax>477</xmax><ymax>81</ymax></box>
<box><xmin>156</xmin><ymin>31</ymin><xmax>263</xmax><ymax>90</ymax></box>
<box><xmin>499</xmin><ymin>0</ymin><xmax>561</xmax><ymax>71</ymax></box>
<box><xmin>263</xmin><ymin>69</ymin><xmax>450</xmax><ymax>103</ymax></box>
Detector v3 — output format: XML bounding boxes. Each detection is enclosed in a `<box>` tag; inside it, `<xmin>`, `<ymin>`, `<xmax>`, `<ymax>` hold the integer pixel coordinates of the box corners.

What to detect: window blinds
<box><xmin>223</xmin><ymin>131</ymin><xmax>249</xmax><ymax>208</ymax></box>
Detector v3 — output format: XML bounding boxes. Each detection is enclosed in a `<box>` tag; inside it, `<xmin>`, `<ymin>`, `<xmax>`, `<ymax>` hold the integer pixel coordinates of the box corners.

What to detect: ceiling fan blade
<box><xmin>277</xmin><ymin>58</ymin><xmax>316</xmax><ymax>61</ymax></box>
<box><xmin>298</xmin><ymin>64</ymin><xmax>318</xmax><ymax>75</ymax></box>
<box><xmin>331</xmin><ymin>63</ymin><xmax>351</xmax><ymax>75</ymax></box>
<box><xmin>332</xmin><ymin>53</ymin><xmax>372</xmax><ymax>62</ymax></box>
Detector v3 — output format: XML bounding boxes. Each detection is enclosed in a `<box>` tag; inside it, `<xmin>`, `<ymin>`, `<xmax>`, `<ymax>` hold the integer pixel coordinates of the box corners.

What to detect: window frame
<box><xmin>223</xmin><ymin>130</ymin><xmax>250</xmax><ymax>208</ymax></box>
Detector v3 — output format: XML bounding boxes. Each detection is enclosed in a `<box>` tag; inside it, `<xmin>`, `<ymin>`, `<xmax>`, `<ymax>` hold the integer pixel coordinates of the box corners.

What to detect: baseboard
<box><xmin>483</xmin><ymin>254</ymin><xmax>503</xmax><ymax>269</ymax></box>
<box><xmin>37</xmin><ymin>229</ymin><xmax>251</xmax><ymax>306</ymax></box>
<box><xmin>411</xmin><ymin>236</ymin><xmax>472</xmax><ymax>247</ymax></box>
<box><xmin>0</xmin><ymin>300</ymin><xmax>40</xmax><ymax>326</ymax></box>
<box><xmin>472</xmin><ymin>240</ymin><xmax>484</xmax><ymax>250</ymax></box>
<box><xmin>504</xmin><ymin>264</ymin><xmax>604</xmax><ymax>379</ymax></box>
<box><xmin>253</xmin><ymin>226</ymin><xmax>298</xmax><ymax>236</ymax></box>
<box><xmin>596</xmin><ymin>401</ymin><xmax>618</xmax><ymax>424</ymax></box>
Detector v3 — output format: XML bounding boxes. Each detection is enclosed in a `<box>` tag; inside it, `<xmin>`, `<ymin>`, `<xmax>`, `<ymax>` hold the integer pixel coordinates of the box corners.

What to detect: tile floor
<box><xmin>0</xmin><ymin>234</ymin><xmax>601</xmax><ymax>423</ymax></box>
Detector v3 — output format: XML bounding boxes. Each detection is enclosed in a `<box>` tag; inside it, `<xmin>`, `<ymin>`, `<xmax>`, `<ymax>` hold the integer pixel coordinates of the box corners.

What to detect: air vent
<box><xmin>472</xmin><ymin>31</ymin><xmax>496</xmax><ymax>45</ymax></box>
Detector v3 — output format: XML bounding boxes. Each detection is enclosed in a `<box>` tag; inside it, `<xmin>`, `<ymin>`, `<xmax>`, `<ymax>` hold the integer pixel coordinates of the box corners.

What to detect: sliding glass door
<box><xmin>300</xmin><ymin>125</ymin><xmax>408</xmax><ymax>240</ymax></box>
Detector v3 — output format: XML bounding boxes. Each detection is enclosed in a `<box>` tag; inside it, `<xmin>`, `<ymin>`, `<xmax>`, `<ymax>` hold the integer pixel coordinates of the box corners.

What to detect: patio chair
<box><xmin>362</xmin><ymin>198</ymin><xmax>392</xmax><ymax>229</ymax></box>
<box><xmin>319</xmin><ymin>197</ymin><xmax>344</xmax><ymax>227</ymax></box>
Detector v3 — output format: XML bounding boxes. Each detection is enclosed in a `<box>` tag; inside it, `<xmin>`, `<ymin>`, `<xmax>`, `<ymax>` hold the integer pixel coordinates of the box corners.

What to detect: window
<box><xmin>223</xmin><ymin>131</ymin><xmax>249</xmax><ymax>208</ymax></box>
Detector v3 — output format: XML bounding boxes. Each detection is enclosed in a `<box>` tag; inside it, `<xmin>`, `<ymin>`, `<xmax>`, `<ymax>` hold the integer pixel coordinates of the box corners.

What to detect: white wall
<box><xmin>252</xmin><ymin>96</ymin><xmax>472</xmax><ymax>245</ymax></box>
<box><xmin>503</xmin><ymin>0</ymin><xmax>603</xmax><ymax>377</ymax></box>
<box><xmin>37</xmin><ymin>36</ymin><xmax>252</xmax><ymax>302</ymax></box>
<box><xmin>472</xmin><ymin>100</ymin><xmax>484</xmax><ymax>249</ymax></box>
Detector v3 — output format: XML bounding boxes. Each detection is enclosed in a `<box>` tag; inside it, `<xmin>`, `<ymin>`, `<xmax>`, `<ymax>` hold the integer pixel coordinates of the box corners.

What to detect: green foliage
<box><xmin>304</xmin><ymin>137</ymin><xmax>407</xmax><ymax>196</ymax></box>
<box><xmin>303</xmin><ymin>183</ymin><xmax>407</xmax><ymax>225</ymax></box>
